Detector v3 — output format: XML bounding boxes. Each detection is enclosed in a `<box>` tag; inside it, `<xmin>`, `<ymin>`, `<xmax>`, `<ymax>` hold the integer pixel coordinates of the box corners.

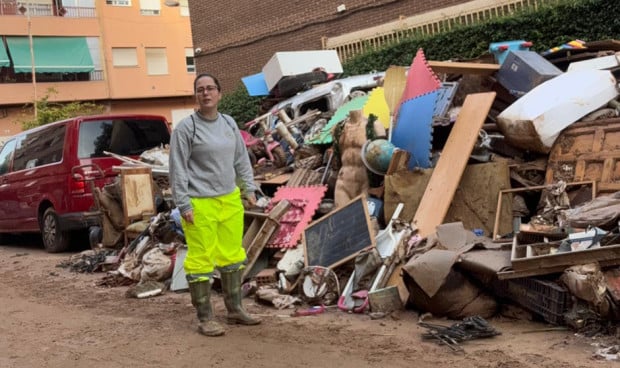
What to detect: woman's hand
<box><xmin>245</xmin><ymin>192</ymin><xmax>257</xmax><ymax>208</ymax></box>
<box><xmin>182</xmin><ymin>209</ymin><xmax>194</xmax><ymax>224</ymax></box>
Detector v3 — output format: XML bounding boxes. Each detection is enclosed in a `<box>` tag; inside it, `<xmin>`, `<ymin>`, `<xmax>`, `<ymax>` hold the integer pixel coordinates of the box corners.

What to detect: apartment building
<box><xmin>0</xmin><ymin>0</ymin><xmax>196</xmax><ymax>142</ymax></box>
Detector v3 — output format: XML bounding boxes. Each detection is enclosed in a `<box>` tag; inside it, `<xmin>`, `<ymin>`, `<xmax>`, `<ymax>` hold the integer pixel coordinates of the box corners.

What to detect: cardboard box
<box><xmin>497</xmin><ymin>50</ymin><xmax>562</xmax><ymax>96</ymax></box>
<box><xmin>262</xmin><ymin>50</ymin><xmax>343</xmax><ymax>92</ymax></box>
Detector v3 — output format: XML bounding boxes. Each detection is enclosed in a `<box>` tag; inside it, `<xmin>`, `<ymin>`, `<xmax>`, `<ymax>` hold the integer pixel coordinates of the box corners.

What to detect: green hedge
<box><xmin>221</xmin><ymin>0</ymin><xmax>620</xmax><ymax>124</ymax></box>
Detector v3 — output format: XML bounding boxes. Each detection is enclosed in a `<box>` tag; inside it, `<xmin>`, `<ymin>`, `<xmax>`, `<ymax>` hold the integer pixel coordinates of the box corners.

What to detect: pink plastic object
<box><xmin>291</xmin><ymin>305</ymin><xmax>326</xmax><ymax>317</ymax></box>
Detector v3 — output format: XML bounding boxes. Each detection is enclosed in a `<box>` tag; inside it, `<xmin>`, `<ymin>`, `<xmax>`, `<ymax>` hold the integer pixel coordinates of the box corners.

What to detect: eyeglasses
<box><xmin>196</xmin><ymin>85</ymin><xmax>219</xmax><ymax>94</ymax></box>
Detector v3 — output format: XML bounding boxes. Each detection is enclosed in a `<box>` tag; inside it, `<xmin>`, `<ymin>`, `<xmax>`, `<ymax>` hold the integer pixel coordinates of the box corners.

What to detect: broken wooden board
<box><xmin>382</xmin><ymin>65</ymin><xmax>408</xmax><ymax>115</ymax></box>
<box><xmin>545</xmin><ymin>118</ymin><xmax>620</xmax><ymax>194</ymax></box>
<box><xmin>428</xmin><ymin>60</ymin><xmax>500</xmax><ymax>76</ymax></box>
<box><xmin>412</xmin><ymin>92</ymin><xmax>497</xmax><ymax>235</ymax></box>
<box><xmin>242</xmin><ymin>200</ymin><xmax>290</xmax><ymax>280</ymax></box>
<box><xmin>386</xmin><ymin>92</ymin><xmax>497</xmax><ymax>304</ymax></box>
<box><xmin>384</xmin><ymin>161</ymin><xmax>513</xmax><ymax>235</ymax></box>
<box><xmin>498</xmin><ymin>239</ymin><xmax>620</xmax><ymax>280</ymax></box>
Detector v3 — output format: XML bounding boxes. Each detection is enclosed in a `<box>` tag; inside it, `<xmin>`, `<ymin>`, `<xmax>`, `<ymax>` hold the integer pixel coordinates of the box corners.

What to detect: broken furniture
<box><xmin>496</xmin><ymin>69</ymin><xmax>618</xmax><ymax>153</ymax></box>
<box><xmin>498</xmin><ymin>237</ymin><xmax>620</xmax><ymax>280</ymax></box>
<box><xmin>492</xmin><ymin>180</ymin><xmax>597</xmax><ymax>240</ymax></box>
<box><xmin>115</xmin><ymin>166</ymin><xmax>157</xmax><ymax>246</ymax></box>
<box><xmin>242</xmin><ymin>199</ymin><xmax>290</xmax><ymax>280</ymax></box>
<box><xmin>545</xmin><ymin>118</ymin><xmax>620</xmax><ymax>194</ymax></box>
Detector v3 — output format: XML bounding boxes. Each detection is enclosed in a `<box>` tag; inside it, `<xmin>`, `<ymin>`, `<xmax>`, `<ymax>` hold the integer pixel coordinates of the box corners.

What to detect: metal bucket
<box><xmin>368</xmin><ymin>285</ymin><xmax>402</xmax><ymax>313</ymax></box>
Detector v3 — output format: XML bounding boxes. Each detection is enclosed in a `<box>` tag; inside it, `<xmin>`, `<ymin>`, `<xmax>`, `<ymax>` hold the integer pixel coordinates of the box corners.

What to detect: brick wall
<box><xmin>190</xmin><ymin>0</ymin><xmax>469</xmax><ymax>91</ymax></box>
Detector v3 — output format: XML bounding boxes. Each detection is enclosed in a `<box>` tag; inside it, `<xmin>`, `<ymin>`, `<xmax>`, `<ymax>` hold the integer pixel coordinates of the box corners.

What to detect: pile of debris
<box><xmin>62</xmin><ymin>39</ymin><xmax>620</xmax><ymax>343</ymax></box>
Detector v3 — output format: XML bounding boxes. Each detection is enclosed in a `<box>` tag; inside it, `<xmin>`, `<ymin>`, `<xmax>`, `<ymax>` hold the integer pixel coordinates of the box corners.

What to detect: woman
<box><xmin>169</xmin><ymin>73</ymin><xmax>260</xmax><ymax>337</ymax></box>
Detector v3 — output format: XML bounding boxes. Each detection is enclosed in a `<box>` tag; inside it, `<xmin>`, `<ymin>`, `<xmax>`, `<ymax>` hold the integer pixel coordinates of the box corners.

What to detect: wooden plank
<box><xmin>387</xmin><ymin>92</ymin><xmax>496</xmax><ymax>304</ymax></box>
<box><xmin>242</xmin><ymin>200</ymin><xmax>290</xmax><ymax>280</ymax></box>
<box><xmin>428</xmin><ymin>60</ymin><xmax>500</xmax><ymax>76</ymax></box>
<box><xmin>412</xmin><ymin>92</ymin><xmax>496</xmax><ymax>235</ymax></box>
<box><xmin>385</xmin><ymin>148</ymin><xmax>410</xmax><ymax>175</ymax></box>
<box><xmin>255</xmin><ymin>173</ymin><xmax>291</xmax><ymax>185</ymax></box>
<box><xmin>382</xmin><ymin>65</ymin><xmax>408</xmax><ymax>115</ymax></box>
<box><xmin>498</xmin><ymin>256</ymin><xmax>620</xmax><ymax>280</ymax></box>
<box><xmin>511</xmin><ymin>241</ymin><xmax>620</xmax><ymax>271</ymax></box>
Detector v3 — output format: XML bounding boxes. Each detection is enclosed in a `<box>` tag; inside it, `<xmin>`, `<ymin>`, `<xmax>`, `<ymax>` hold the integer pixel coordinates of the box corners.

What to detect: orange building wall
<box><xmin>0</xmin><ymin>1</ymin><xmax>195</xmax><ymax>139</ymax></box>
<box><xmin>99</xmin><ymin>4</ymin><xmax>195</xmax><ymax>99</ymax></box>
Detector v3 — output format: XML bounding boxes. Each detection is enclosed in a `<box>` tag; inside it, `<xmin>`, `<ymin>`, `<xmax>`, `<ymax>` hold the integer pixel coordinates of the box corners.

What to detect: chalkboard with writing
<box><xmin>303</xmin><ymin>195</ymin><xmax>375</xmax><ymax>269</ymax></box>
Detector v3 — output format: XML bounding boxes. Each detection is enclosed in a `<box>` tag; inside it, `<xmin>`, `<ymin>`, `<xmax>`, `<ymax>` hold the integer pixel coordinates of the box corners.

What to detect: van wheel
<box><xmin>41</xmin><ymin>208</ymin><xmax>70</xmax><ymax>253</ymax></box>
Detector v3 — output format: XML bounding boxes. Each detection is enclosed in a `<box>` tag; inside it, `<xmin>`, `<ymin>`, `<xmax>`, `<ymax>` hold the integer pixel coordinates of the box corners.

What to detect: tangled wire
<box><xmin>419</xmin><ymin>316</ymin><xmax>502</xmax><ymax>352</ymax></box>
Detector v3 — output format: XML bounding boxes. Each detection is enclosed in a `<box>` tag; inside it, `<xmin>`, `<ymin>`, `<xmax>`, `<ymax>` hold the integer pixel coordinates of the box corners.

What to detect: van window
<box><xmin>78</xmin><ymin>118</ymin><xmax>170</xmax><ymax>158</ymax></box>
<box><xmin>0</xmin><ymin>139</ymin><xmax>16</xmax><ymax>175</ymax></box>
<box><xmin>12</xmin><ymin>125</ymin><xmax>66</xmax><ymax>171</ymax></box>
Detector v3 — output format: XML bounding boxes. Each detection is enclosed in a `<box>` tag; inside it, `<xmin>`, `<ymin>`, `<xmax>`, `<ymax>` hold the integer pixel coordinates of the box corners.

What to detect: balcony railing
<box><xmin>322</xmin><ymin>0</ymin><xmax>559</xmax><ymax>62</ymax></box>
<box><xmin>0</xmin><ymin>70</ymin><xmax>104</xmax><ymax>84</ymax></box>
<box><xmin>0</xmin><ymin>0</ymin><xmax>96</xmax><ymax>17</ymax></box>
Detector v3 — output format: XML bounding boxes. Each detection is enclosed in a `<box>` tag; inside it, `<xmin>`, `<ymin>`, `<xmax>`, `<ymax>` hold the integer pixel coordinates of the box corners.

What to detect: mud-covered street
<box><xmin>0</xmin><ymin>240</ymin><xmax>617</xmax><ymax>368</ymax></box>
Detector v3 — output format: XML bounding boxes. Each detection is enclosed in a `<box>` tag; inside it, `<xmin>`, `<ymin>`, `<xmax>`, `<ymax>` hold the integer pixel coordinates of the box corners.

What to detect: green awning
<box><xmin>0</xmin><ymin>40</ymin><xmax>9</xmax><ymax>67</ymax></box>
<box><xmin>6</xmin><ymin>36</ymin><xmax>94</xmax><ymax>73</ymax></box>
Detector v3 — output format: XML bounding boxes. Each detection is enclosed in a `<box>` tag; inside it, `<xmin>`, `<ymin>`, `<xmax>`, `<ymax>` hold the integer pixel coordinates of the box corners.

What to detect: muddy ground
<box><xmin>1</xmin><ymin>239</ymin><xmax>618</xmax><ymax>368</ymax></box>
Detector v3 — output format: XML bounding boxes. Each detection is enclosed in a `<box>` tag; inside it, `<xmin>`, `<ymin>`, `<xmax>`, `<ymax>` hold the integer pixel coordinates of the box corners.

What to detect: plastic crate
<box><xmin>496</xmin><ymin>277</ymin><xmax>571</xmax><ymax>325</ymax></box>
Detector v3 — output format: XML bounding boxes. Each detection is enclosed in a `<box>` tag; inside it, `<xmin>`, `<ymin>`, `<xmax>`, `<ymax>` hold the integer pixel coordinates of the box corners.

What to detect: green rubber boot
<box><xmin>188</xmin><ymin>280</ymin><xmax>226</xmax><ymax>336</ymax></box>
<box><xmin>220</xmin><ymin>269</ymin><xmax>261</xmax><ymax>325</ymax></box>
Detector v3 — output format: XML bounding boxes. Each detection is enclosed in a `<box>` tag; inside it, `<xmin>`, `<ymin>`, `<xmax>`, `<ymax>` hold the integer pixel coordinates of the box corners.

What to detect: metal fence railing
<box><xmin>0</xmin><ymin>1</ymin><xmax>96</xmax><ymax>17</ymax></box>
<box><xmin>322</xmin><ymin>0</ymin><xmax>558</xmax><ymax>62</ymax></box>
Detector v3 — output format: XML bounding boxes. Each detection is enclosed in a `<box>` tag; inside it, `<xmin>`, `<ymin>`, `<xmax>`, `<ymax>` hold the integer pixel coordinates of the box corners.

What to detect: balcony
<box><xmin>0</xmin><ymin>0</ymin><xmax>96</xmax><ymax>18</ymax></box>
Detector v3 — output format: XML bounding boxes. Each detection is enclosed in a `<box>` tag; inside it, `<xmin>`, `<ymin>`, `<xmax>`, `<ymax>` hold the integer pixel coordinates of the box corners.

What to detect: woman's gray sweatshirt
<box><xmin>169</xmin><ymin>112</ymin><xmax>257</xmax><ymax>215</ymax></box>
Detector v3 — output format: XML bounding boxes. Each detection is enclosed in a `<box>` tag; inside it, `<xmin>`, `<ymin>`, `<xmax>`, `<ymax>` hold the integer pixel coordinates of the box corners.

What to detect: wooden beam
<box><xmin>428</xmin><ymin>60</ymin><xmax>499</xmax><ymax>76</ymax></box>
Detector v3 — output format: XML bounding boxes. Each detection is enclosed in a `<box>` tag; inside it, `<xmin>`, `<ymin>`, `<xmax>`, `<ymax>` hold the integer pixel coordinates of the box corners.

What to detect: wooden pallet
<box><xmin>242</xmin><ymin>200</ymin><xmax>290</xmax><ymax>280</ymax></box>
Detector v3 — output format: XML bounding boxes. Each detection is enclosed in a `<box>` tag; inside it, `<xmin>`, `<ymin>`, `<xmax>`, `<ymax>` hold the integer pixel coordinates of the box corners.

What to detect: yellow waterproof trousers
<box><xmin>182</xmin><ymin>187</ymin><xmax>246</xmax><ymax>282</ymax></box>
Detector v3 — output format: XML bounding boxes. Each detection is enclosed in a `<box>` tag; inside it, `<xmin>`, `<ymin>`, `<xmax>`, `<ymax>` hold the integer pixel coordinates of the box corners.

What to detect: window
<box><xmin>139</xmin><ymin>0</ymin><xmax>160</xmax><ymax>15</ymax></box>
<box><xmin>145</xmin><ymin>48</ymin><xmax>168</xmax><ymax>75</ymax></box>
<box><xmin>112</xmin><ymin>48</ymin><xmax>138</xmax><ymax>67</ymax></box>
<box><xmin>106</xmin><ymin>0</ymin><xmax>131</xmax><ymax>6</ymax></box>
<box><xmin>12</xmin><ymin>126</ymin><xmax>66</xmax><ymax>172</ymax></box>
<box><xmin>78</xmin><ymin>119</ymin><xmax>170</xmax><ymax>158</ymax></box>
<box><xmin>179</xmin><ymin>0</ymin><xmax>189</xmax><ymax>16</ymax></box>
<box><xmin>185</xmin><ymin>48</ymin><xmax>195</xmax><ymax>73</ymax></box>
<box><xmin>86</xmin><ymin>37</ymin><xmax>102</xmax><ymax>71</ymax></box>
<box><xmin>0</xmin><ymin>139</ymin><xmax>16</xmax><ymax>175</ymax></box>
<box><xmin>61</xmin><ymin>0</ymin><xmax>96</xmax><ymax>17</ymax></box>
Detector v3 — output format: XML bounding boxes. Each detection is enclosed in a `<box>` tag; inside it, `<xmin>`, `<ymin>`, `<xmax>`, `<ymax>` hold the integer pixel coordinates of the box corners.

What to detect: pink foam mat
<box><xmin>266</xmin><ymin>185</ymin><xmax>327</xmax><ymax>248</ymax></box>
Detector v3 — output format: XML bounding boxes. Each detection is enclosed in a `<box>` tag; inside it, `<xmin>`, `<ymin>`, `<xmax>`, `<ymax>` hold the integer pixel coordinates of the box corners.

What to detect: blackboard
<box><xmin>303</xmin><ymin>195</ymin><xmax>375</xmax><ymax>269</ymax></box>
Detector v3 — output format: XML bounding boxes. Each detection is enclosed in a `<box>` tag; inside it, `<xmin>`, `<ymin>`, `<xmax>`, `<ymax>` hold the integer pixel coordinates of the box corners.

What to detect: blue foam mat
<box><xmin>391</xmin><ymin>91</ymin><xmax>437</xmax><ymax>169</ymax></box>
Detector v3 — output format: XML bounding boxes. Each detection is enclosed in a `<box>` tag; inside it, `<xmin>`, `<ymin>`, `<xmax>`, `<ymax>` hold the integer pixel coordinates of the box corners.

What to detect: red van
<box><xmin>0</xmin><ymin>114</ymin><xmax>171</xmax><ymax>252</ymax></box>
